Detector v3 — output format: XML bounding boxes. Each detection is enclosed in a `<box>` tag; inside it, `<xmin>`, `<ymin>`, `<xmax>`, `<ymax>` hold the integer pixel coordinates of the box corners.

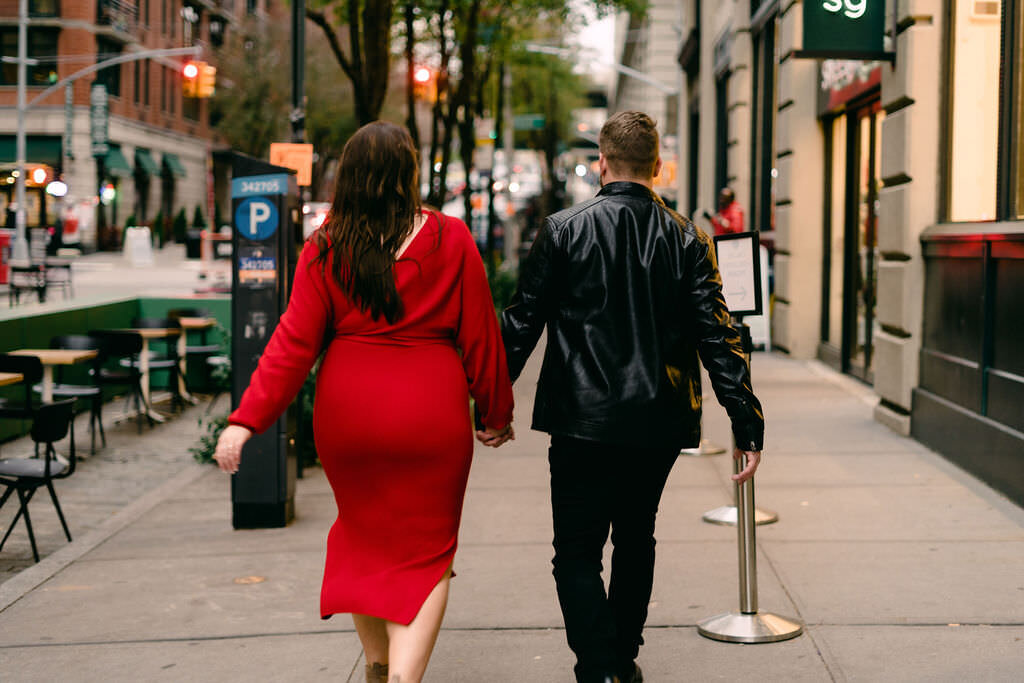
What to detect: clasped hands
<box><xmin>475</xmin><ymin>423</ymin><xmax>515</xmax><ymax>448</ymax></box>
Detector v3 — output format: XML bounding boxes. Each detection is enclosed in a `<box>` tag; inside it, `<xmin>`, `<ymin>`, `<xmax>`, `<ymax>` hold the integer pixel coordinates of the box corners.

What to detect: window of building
<box><xmin>247</xmin><ymin>0</ymin><xmax>259</xmax><ymax>15</ymax></box>
<box><xmin>96</xmin><ymin>38</ymin><xmax>122</xmax><ymax>97</ymax></box>
<box><xmin>160</xmin><ymin>64</ymin><xmax>167</xmax><ymax>111</ymax></box>
<box><xmin>144</xmin><ymin>59</ymin><xmax>150</xmax><ymax>106</ymax></box>
<box><xmin>750</xmin><ymin>16</ymin><xmax>777</xmax><ymax>232</ymax></box>
<box><xmin>29</xmin><ymin>0</ymin><xmax>59</xmax><ymax>17</ymax></box>
<box><xmin>945</xmin><ymin>0</ymin><xmax>1024</xmax><ymax>221</ymax></box>
<box><xmin>133</xmin><ymin>61</ymin><xmax>141</xmax><ymax>105</ymax></box>
<box><xmin>0</xmin><ymin>29</ymin><xmax>59</xmax><ymax>86</ymax></box>
<box><xmin>1014</xmin><ymin>2</ymin><xmax>1024</xmax><ymax>219</ymax></box>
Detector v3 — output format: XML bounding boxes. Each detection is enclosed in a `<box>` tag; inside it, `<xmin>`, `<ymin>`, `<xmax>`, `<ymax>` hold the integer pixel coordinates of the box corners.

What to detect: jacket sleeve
<box><xmin>683</xmin><ymin>232</ymin><xmax>765</xmax><ymax>451</ymax></box>
<box><xmin>229</xmin><ymin>240</ymin><xmax>331</xmax><ymax>434</ymax></box>
<box><xmin>454</xmin><ymin>229</ymin><xmax>514</xmax><ymax>430</ymax></box>
<box><xmin>500</xmin><ymin>218</ymin><xmax>560</xmax><ymax>383</ymax></box>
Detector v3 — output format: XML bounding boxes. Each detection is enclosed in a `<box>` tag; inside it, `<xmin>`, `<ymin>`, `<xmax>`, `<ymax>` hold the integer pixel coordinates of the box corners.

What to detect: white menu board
<box><xmin>713</xmin><ymin>231</ymin><xmax>763</xmax><ymax>316</ymax></box>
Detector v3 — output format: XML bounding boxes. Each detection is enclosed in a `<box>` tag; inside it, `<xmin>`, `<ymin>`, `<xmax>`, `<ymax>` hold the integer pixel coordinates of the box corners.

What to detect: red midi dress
<box><xmin>229</xmin><ymin>212</ymin><xmax>514</xmax><ymax>624</ymax></box>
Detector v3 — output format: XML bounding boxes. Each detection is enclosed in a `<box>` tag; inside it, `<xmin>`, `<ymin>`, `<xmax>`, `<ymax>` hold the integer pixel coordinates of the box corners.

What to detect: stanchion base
<box><xmin>697</xmin><ymin>611</ymin><xmax>803</xmax><ymax>643</ymax></box>
<box><xmin>702</xmin><ymin>505</ymin><xmax>778</xmax><ymax>526</ymax></box>
<box><xmin>679</xmin><ymin>439</ymin><xmax>727</xmax><ymax>457</ymax></box>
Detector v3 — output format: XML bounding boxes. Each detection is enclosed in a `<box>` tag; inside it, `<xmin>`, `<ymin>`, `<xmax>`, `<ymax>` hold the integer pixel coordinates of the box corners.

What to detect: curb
<box><xmin>0</xmin><ymin>463</ymin><xmax>210</xmax><ymax>614</ymax></box>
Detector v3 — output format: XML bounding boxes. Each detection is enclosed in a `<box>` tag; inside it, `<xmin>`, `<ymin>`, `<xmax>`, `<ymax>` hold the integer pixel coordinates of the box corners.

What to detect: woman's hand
<box><xmin>475</xmin><ymin>424</ymin><xmax>515</xmax><ymax>448</ymax></box>
<box><xmin>214</xmin><ymin>425</ymin><xmax>254</xmax><ymax>474</ymax></box>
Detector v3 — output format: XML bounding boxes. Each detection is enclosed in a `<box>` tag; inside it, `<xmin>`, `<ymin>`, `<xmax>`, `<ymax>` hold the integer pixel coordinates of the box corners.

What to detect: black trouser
<box><xmin>548</xmin><ymin>435</ymin><xmax>679</xmax><ymax>683</ymax></box>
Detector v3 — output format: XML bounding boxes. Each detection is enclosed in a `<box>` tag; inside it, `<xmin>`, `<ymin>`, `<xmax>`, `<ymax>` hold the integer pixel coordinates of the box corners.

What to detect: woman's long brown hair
<box><xmin>315</xmin><ymin>121</ymin><xmax>421</xmax><ymax>324</ymax></box>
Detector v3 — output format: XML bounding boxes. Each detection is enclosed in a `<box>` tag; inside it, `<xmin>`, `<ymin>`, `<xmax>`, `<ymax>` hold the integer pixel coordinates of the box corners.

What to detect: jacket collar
<box><xmin>597</xmin><ymin>181</ymin><xmax>656</xmax><ymax>200</ymax></box>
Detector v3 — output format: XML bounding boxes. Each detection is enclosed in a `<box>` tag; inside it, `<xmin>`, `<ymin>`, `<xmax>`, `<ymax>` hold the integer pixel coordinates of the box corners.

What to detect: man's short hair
<box><xmin>599</xmin><ymin>111</ymin><xmax>660</xmax><ymax>179</ymax></box>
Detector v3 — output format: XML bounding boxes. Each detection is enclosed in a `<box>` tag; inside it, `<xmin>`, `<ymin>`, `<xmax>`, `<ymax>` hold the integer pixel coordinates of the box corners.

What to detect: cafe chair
<box><xmin>0</xmin><ymin>398</ymin><xmax>77</xmax><ymax>563</ymax></box>
<box><xmin>168</xmin><ymin>307</ymin><xmax>222</xmax><ymax>393</ymax></box>
<box><xmin>43</xmin><ymin>258</ymin><xmax>74</xmax><ymax>299</ymax></box>
<box><xmin>8</xmin><ymin>264</ymin><xmax>47</xmax><ymax>305</ymax></box>
<box><xmin>46</xmin><ymin>335</ymin><xmax>105</xmax><ymax>454</ymax></box>
<box><xmin>0</xmin><ymin>354</ymin><xmax>44</xmax><ymax>420</ymax></box>
<box><xmin>125</xmin><ymin>317</ymin><xmax>184</xmax><ymax>412</ymax></box>
<box><xmin>88</xmin><ymin>329</ymin><xmax>152</xmax><ymax>432</ymax></box>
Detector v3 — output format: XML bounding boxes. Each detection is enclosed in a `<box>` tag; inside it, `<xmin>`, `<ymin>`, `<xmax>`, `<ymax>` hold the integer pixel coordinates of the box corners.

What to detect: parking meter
<box><xmin>229</xmin><ymin>154</ymin><xmax>302</xmax><ymax>528</ymax></box>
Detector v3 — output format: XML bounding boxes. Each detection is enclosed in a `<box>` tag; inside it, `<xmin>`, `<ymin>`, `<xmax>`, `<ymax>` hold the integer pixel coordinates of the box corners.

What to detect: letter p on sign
<box><xmin>234</xmin><ymin>197</ymin><xmax>280</xmax><ymax>242</ymax></box>
<box><xmin>250</xmin><ymin>202</ymin><xmax>271</xmax><ymax>235</ymax></box>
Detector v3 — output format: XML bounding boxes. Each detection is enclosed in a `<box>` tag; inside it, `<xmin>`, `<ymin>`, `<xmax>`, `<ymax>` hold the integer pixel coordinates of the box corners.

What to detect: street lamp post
<box><xmin>12</xmin><ymin>0</ymin><xmax>30</xmax><ymax>262</ymax></box>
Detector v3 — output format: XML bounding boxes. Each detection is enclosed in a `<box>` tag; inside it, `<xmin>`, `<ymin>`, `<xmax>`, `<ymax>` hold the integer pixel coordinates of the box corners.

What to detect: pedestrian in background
<box><xmin>215</xmin><ymin>121</ymin><xmax>515</xmax><ymax>683</ymax></box>
<box><xmin>498</xmin><ymin>111</ymin><xmax>764</xmax><ymax>683</ymax></box>
<box><xmin>704</xmin><ymin>186</ymin><xmax>745</xmax><ymax>235</ymax></box>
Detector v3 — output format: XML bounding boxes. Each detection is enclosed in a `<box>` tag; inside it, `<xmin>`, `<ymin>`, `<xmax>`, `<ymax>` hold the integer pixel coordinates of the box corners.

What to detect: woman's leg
<box><xmin>352</xmin><ymin>613</ymin><xmax>390</xmax><ymax>676</ymax></box>
<box><xmin>384</xmin><ymin>569</ymin><xmax>452</xmax><ymax>683</ymax></box>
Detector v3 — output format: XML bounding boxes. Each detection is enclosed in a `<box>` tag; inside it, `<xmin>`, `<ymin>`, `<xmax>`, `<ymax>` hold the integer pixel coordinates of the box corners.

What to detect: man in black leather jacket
<box><xmin>494</xmin><ymin>112</ymin><xmax>764</xmax><ymax>683</ymax></box>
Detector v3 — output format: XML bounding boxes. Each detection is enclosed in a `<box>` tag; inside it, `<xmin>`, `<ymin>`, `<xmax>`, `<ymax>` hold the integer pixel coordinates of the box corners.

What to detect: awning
<box><xmin>134</xmin><ymin>148</ymin><xmax>160</xmax><ymax>176</ymax></box>
<box><xmin>162</xmin><ymin>153</ymin><xmax>187</xmax><ymax>178</ymax></box>
<box><xmin>104</xmin><ymin>146</ymin><xmax>133</xmax><ymax>177</ymax></box>
<box><xmin>0</xmin><ymin>135</ymin><xmax>63</xmax><ymax>166</ymax></box>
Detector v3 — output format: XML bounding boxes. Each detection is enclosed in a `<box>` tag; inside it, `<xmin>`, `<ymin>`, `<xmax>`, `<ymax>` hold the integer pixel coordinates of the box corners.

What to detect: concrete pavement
<box><xmin>1</xmin><ymin>250</ymin><xmax>1023</xmax><ymax>679</ymax></box>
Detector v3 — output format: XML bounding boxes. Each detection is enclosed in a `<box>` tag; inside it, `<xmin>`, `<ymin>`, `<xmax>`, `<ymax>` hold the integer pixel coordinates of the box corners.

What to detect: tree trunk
<box><xmin>404</xmin><ymin>2</ymin><xmax>419</xmax><ymax>150</ymax></box>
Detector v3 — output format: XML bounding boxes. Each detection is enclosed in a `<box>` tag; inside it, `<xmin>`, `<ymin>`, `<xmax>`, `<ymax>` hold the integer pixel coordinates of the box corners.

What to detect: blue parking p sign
<box><xmin>235</xmin><ymin>197</ymin><xmax>279</xmax><ymax>241</ymax></box>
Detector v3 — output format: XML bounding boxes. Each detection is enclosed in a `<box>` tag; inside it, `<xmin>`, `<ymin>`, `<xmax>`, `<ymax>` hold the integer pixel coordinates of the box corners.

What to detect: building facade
<box><xmin>0</xmin><ymin>0</ymin><xmax>275</xmax><ymax>250</ymax></box>
<box><xmin>611</xmin><ymin>0</ymin><xmax>683</xmax><ymax>205</ymax></box>
<box><xmin>672</xmin><ymin>0</ymin><xmax>1024</xmax><ymax>504</ymax></box>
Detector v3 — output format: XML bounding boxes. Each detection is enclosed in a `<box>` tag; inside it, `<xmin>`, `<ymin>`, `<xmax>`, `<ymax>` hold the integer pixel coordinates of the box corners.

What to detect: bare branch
<box><xmin>306</xmin><ymin>8</ymin><xmax>356</xmax><ymax>83</ymax></box>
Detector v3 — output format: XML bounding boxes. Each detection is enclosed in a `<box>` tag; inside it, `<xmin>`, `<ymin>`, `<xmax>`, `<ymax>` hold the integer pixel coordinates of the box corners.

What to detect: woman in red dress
<box><xmin>214</xmin><ymin>122</ymin><xmax>515</xmax><ymax>683</ymax></box>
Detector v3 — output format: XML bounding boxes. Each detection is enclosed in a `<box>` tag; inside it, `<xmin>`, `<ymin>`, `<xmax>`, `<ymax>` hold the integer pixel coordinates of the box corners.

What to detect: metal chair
<box><xmin>8</xmin><ymin>264</ymin><xmax>47</xmax><ymax>305</ymax></box>
<box><xmin>43</xmin><ymin>258</ymin><xmax>74</xmax><ymax>299</ymax></box>
<box><xmin>0</xmin><ymin>354</ymin><xmax>44</xmax><ymax>420</ymax></box>
<box><xmin>0</xmin><ymin>398</ymin><xmax>77</xmax><ymax>563</ymax></box>
<box><xmin>125</xmin><ymin>317</ymin><xmax>184</xmax><ymax>412</ymax></box>
<box><xmin>88</xmin><ymin>329</ymin><xmax>152</xmax><ymax>432</ymax></box>
<box><xmin>46</xmin><ymin>335</ymin><xmax>105</xmax><ymax>454</ymax></box>
<box><xmin>168</xmin><ymin>308</ymin><xmax>221</xmax><ymax>393</ymax></box>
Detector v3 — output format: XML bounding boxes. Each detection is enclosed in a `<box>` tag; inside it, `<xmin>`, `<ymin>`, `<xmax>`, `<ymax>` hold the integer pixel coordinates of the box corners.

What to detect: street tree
<box><xmin>210</xmin><ymin>20</ymin><xmax>291</xmax><ymax>158</ymax></box>
<box><xmin>307</xmin><ymin>1</ymin><xmax>395</xmax><ymax>126</ymax></box>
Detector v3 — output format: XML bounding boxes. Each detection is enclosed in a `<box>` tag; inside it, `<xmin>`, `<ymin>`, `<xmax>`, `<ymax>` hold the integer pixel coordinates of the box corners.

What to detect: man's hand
<box><xmin>731</xmin><ymin>448</ymin><xmax>761</xmax><ymax>483</ymax></box>
<box><xmin>475</xmin><ymin>424</ymin><xmax>515</xmax><ymax>448</ymax></box>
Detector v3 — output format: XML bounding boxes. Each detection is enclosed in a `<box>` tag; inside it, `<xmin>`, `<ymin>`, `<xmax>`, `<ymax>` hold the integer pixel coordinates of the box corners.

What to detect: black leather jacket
<box><xmin>501</xmin><ymin>181</ymin><xmax>764</xmax><ymax>451</ymax></box>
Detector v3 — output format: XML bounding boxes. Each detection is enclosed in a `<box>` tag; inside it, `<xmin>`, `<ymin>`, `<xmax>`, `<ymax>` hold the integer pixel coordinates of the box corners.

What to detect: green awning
<box><xmin>162</xmin><ymin>153</ymin><xmax>187</xmax><ymax>178</ymax></box>
<box><xmin>0</xmin><ymin>135</ymin><xmax>63</xmax><ymax>166</ymax></box>
<box><xmin>134</xmin><ymin>148</ymin><xmax>160</xmax><ymax>176</ymax></box>
<box><xmin>104</xmin><ymin>146</ymin><xmax>133</xmax><ymax>177</ymax></box>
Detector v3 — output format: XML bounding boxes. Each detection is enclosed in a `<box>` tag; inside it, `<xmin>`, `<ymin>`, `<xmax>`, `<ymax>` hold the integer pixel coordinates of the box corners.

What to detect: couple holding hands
<box><xmin>215</xmin><ymin>112</ymin><xmax>763</xmax><ymax>683</ymax></box>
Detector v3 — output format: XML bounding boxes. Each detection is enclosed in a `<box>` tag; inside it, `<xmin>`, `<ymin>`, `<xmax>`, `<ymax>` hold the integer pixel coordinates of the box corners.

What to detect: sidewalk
<box><xmin>1</xmin><ymin>347</ymin><xmax>1023</xmax><ymax>682</ymax></box>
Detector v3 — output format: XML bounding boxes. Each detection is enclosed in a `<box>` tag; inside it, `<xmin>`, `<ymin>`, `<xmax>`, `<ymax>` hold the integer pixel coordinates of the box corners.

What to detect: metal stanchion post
<box><xmin>697</xmin><ymin>450</ymin><xmax>803</xmax><ymax>643</ymax></box>
<box><xmin>702</xmin><ymin>319</ymin><xmax>776</xmax><ymax>526</ymax></box>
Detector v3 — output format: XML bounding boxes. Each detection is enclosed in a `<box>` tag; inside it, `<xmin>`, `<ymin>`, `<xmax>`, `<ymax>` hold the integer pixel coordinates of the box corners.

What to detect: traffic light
<box><xmin>413</xmin><ymin>66</ymin><xmax>436</xmax><ymax>101</ymax></box>
<box><xmin>183</xmin><ymin>61</ymin><xmax>200</xmax><ymax>98</ymax></box>
<box><xmin>197</xmin><ymin>63</ymin><xmax>216</xmax><ymax>98</ymax></box>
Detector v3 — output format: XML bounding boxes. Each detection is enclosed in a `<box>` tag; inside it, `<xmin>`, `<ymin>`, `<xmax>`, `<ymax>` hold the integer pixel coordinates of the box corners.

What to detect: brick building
<box><xmin>0</xmin><ymin>0</ymin><xmax>276</xmax><ymax>250</ymax></box>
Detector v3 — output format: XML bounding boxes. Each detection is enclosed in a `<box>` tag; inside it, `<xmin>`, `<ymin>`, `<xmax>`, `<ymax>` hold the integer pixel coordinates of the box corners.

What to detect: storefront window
<box><xmin>947</xmin><ymin>0</ymin><xmax>1001</xmax><ymax>222</ymax></box>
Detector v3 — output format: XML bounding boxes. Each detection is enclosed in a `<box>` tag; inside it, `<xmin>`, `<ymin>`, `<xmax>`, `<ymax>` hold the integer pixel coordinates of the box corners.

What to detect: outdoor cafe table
<box><xmin>0</xmin><ymin>372</ymin><xmax>25</xmax><ymax>387</ymax></box>
<box><xmin>7</xmin><ymin>349</ymin><xmax>99</xmax><ymax>403</ymax></box>
<box><xmin>175</xmin><ymin>316</ymin><xmax>217</xmax><ymax>405</ymax></box>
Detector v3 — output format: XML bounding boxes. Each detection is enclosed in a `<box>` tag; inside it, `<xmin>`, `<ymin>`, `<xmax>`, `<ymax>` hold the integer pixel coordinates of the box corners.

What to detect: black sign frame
<box><xmin>713</xmin><ymin>231</ymin><xmax>764</xmax><ymax>317</ymax></box>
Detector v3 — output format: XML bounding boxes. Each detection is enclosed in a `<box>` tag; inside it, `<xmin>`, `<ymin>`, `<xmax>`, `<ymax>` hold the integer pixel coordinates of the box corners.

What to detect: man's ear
<box><xmin>653</xmin><ymin>157</ymin><xmax>663</xmax><ymax>180</ymax></box>
<box><xmin>598</xmin><ymin>153</ymin><xmax>607</xmax><ymax>175</ymax></box>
